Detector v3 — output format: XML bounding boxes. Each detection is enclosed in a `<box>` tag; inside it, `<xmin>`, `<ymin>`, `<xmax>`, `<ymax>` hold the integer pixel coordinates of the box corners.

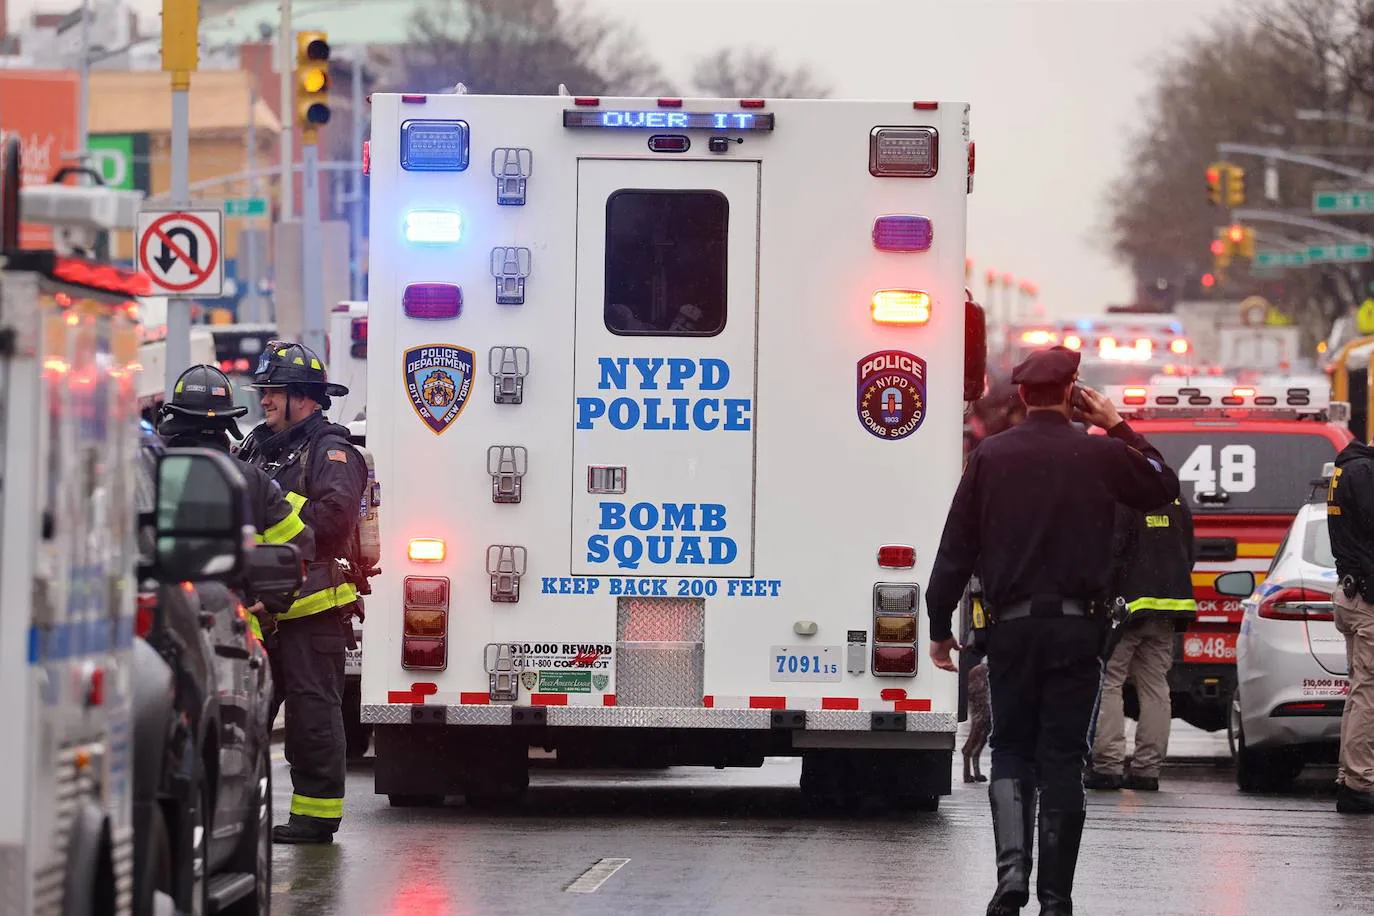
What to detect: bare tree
<box><xmin>395</xmin><ymin>0</ymin><xmax>670</xmax><ymax>96</ymax></box>
<box><xmin>1105</xmin><ymin>0</ymin><xmax>1374</xmax><ymax>331</ymax></box>
<box><xmin>690</xmin><ymin>48</ymin><xmax>831</xmax><ymax>99</ymax></box>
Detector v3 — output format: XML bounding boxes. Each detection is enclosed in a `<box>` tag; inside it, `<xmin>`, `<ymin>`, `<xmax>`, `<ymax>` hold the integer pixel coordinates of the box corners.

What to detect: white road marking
<box><xmin>565</xmin><ymin>857</ymin><xmax>630</xmax><ymax>894</ymax></box>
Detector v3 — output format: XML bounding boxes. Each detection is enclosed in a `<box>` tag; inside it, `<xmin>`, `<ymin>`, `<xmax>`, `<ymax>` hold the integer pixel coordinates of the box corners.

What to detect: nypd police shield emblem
<box><xmin>520</xmin><ymin>670</ymin><xmax>539</xmax><ymax>691</ymax></box>
<box><xmin>405</xmin><ymin>344</ymin><xmax>475</xmax><ymax>434</ymax></box>
<box><xmin>592</xmin><ymin>674</ymin><xmax>609</xmax><ymax>692</ymax></box>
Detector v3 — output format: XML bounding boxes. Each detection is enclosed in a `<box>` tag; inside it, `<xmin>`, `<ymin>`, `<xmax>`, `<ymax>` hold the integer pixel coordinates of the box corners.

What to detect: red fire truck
<box><xmin>1103</xmin><ymin>381</ymin><xmax>1351</xmax><ymax>732</ymax></box>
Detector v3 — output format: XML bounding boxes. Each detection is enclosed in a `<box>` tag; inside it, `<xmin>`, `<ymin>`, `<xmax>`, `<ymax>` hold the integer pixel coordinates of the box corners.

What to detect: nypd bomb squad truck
<box><xmin>361</xmin><ymin>91</ymin><xmax>983</xmax><ymax>808</ymax></box>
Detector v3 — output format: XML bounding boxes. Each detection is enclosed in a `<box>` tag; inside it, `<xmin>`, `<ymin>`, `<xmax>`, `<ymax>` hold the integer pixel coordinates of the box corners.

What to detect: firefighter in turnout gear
<box><xmin>157</xmin><ymin>364</ymin><xmax>316</xmax><ymax>634</ymax></box>
<box><xmin>238</xmin><ymin>341</ymin><xmax>367</xmax><ymax>843</ymax></box>
<box><xmin>1086</xmin><ymin>498</ymin><xmax>1197</xmax><ymax>792</ymax></box>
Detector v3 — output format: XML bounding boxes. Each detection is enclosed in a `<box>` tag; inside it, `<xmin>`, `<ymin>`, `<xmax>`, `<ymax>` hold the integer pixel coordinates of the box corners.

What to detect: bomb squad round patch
<box><xmin>857</xmin><ymin>350</ymin><xmax>927</xmax><ymax>440</ymax></box>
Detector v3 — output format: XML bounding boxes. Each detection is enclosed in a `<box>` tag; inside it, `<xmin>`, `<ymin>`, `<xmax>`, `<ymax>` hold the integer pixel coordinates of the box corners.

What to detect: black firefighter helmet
<box><xmin>248</xmin><ymin>340</ymin><xmax>349</xmax><ymax>406</ymax></box>
<box><xmin>159</xmin><ymin>364</ymin><xmax>249</xmax><ymax>440</ymax></box>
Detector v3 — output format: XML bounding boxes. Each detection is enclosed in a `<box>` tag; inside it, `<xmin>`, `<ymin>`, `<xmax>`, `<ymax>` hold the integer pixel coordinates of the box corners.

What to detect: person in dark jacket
<box><xmin>157</xmin><ymin>364</ymin><xmax>315</xmax><ymax>626</ymax></box>
<box><xmin>926</xmin><ymin>345</ymin><xmax>1180</xmax><ymax>916</ymax></box>
<box><xmin>237</xmin><ymin>341</ymin><xmax>367</xmax><ymax>844</ymax></box>
<box><xmin>1086</xmin><ymin>498</ymin><xmax>1196</xmax><ymax>792</ymax></box>
<box><xmin>1327</xmin><ymin>441</ymin><xmax>1374</xmax><ymax>813</ymax></box>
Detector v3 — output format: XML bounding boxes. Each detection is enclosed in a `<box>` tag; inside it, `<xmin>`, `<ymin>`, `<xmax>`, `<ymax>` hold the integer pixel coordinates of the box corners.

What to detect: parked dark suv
<box><xmin>131</xmin><ymin>437</ymin><xmax>302</xmax><ymax>916</ymax></box>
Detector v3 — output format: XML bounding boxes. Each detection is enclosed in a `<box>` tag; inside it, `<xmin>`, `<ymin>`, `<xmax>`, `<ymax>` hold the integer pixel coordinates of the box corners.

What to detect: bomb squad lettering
<box><xmin>576</xmin><ymin>357</ymin><xmax>752</xmax><ymax>431</ymax></box>
<box><xmin>586</xmin><ymin>500</ymin><xmax>738</xmax><ymax>570</ymax></box>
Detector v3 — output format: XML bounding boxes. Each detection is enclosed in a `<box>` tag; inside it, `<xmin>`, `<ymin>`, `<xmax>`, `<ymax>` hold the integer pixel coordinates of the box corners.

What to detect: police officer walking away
<box><xmin>1326</xmin><ymin>439</ymin><xmax>1374</xmax><ymax>814</ymax></box>
<box><xmin>238</xmin><ymin>341</ymin><xmax>367</xmax><ymax>844</ymax></box>
<box><xmin>1086</xmin><ymin>498</ymin><xmax>1197</xmax><ymax>792</ymax></box>
<box><xmin>926</xmin><ymin>346</ymin><xmax>1180</xmax><ymax>916</ymax></box>
<box><xmin>157</xmin><ymin>365</ymin><xmax>316</xmax><ymax>634</ymax></box>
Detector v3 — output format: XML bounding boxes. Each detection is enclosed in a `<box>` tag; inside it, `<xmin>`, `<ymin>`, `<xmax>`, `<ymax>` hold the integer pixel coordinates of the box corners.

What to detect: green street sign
<box><xmin>1254</xmin><ymin>250</ymin><xmax>1308</xmax><ymax>268</ymax></box>
<box><xmin>88</xmin><ymin>133</ymin><xmax>150</xmax><ymax>192</ymax></box>
<box><xmin>224</xmin><ymin>197</ymin><xmax>268</xmax><ymax>217</ymax></box>
<box><xmin>1307</xmin><ymin>242</ymin><xmax>1374</xmax><ymax>264</ymax></box>
<box><xmin>1313</xmin><ymin>189</ymin><xmax>1374</xmax><ymax>214</ymax></box>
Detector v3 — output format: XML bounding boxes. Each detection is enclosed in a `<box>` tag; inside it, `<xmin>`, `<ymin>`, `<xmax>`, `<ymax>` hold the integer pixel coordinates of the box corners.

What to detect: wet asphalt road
<box><xmin>267</xmin><ymin>726</ymin><xmax>1374</xmax><ymax>916</ymax></box>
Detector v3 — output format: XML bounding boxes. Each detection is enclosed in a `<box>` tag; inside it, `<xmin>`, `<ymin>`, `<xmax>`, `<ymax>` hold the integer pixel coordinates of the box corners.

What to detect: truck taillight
<box><xmin>872</xmin><ymin>583</ymin><xmax>919</xmax><ymax>676</ymax></box>
<box><xmin>350</xmin><ymin>316</ymin><xmax>368</xmax><ymax>358</ymax></box>
<box><xmin>409</xmin><ymin>537</ymin><xmax>445</xmax><ymax>562</ymax></box>
<box><xmin>402</xmin><ymin>576</ymin><xmax>450</xmax><ymax>671</ymax></box>
<box><xmin>136</xmin><ymin>592</ymin><xmax>158</xmax><ymax>638</ymax></box>
<box><xmin>1170</xmin><ymin>338</ymin><xmax>1189</xmax><ymax>354</ymax></box>
<box><xmin>1257</xmin><ymin>587</ymin><xmax>1333</xmax><ymax>622</ymax></box>
<box><xmin>877</xmin><ymin>545</ymin><xmax>915</xmax><ymax>568</ymax></box>
<box><xmin>871</xmin><ymin>289</ymin><xmax>931</xmax><ymax>325</ymax></box>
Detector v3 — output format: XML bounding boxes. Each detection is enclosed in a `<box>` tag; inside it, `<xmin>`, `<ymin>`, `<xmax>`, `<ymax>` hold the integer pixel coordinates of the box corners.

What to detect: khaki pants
<box><xmin>1091</xmin><ymin>616</ymin><xmax>1174</xmax><ymax>778</ymax></box>
<box><xmin>1334</xmin><ymin>591</ymin><xmax>1374</xmax><ymax>792</ymax></box>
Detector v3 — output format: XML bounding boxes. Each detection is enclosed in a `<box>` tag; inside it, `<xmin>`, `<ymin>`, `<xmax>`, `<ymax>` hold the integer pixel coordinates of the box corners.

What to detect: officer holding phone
<box><xmin>926</xmin><ymin>345</ymin><xmax>1180</xmax><ymax>916</ymax></box>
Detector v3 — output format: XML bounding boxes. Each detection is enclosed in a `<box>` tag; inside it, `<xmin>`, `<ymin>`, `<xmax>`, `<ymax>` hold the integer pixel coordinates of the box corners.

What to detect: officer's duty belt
<box><xmin>996</xmin><ymin>598</ymin><xmax>1089</xmax><ymax>621</ymax></box>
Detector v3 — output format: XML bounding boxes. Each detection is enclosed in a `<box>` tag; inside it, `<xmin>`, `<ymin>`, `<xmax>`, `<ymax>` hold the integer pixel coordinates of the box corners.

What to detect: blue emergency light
<box><xmin>401</xmin><ymin>119</ymin><xmax>470</xmax><ymax>171</ymax></box>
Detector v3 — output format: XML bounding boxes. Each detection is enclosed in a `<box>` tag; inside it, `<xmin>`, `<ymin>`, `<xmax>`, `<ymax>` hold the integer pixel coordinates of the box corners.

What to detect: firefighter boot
<box><xmin>1036</xmin><ymin>809</ymin><xmax>1087</xmax><ymax>916</ymax></box>
<box><xmin>986</xmin><ymin>779</ymin><xmax>1035</xmax><ymax>915</ymax></box>
<box><xmin>272</xmin><ymin>817</ymin><xmax>335</xmax><ymax>845</ymax></box>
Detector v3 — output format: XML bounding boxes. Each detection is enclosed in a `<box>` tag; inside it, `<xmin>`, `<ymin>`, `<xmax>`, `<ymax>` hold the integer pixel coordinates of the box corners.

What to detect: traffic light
<box><xmin>295</xmin><ymin>30</ymin><xmax>331</xmax><ymax>136</ymax></box>
<box><xmin>1239</xmin><ymin>226</ymin><xmax>1255</xmax><ymax>259</ymax></box>
<box><xmin>1206</xmin><ymin>163</ymin><xmax>1224</xmax><ymax>206</ymax></box>
<box><xmin>1213</xmin><ymin>228</ymin><xmax>1232</xmax><ymax>269</ymax></box>
<box><xmin>1226</xmin><ymin>166</ymin><xmax>1246</xmax><ymax>207</ymax></box>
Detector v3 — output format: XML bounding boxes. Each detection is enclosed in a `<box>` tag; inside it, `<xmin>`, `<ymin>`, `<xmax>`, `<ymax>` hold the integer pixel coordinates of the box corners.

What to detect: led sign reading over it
<box><xmin>563</xmin><ymin>109</ymin><xmax>776</xmax><ymax>131</ymax></box>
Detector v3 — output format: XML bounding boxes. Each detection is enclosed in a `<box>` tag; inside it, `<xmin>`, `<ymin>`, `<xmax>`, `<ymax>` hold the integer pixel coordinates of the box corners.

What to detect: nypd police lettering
<box><xmin>541</xmin><ymin>576</ymin><xmax>784</xmax><ymax>597</ymax></box>
<box><xmin>576</xmin><ymin>357</ymin><xmax>752</xmax><ymax>431</ymax></box>
<box><xmin>587</xmin><ymin>500</ymin><xmax>737</xmax><ymax>569</ymax></box>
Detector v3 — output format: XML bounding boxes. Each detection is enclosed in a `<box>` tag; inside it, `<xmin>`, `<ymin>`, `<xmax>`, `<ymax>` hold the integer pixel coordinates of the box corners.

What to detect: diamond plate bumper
<box><xmin>362</xmin><ymin>703</ymin><xmax>956</xmax><ymax>733</ymax></box>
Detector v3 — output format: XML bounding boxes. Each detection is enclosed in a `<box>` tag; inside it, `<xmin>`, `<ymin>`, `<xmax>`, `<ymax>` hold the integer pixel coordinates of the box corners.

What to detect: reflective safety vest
<box><xmin>1359</xmin><ymin>298</ymin><xmax>1374</xmax><ymax>335</ymax></box>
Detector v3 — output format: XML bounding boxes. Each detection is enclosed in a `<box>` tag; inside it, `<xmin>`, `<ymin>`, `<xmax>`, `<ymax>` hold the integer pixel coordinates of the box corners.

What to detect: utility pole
<box><xmin>350</xmin><ymin>54</ymin><xmax>365</xmax><ymax>301</ymax></box>
<box><xmin>162</xmin><ymin>0</ymin><xmax>198</xmax><ymax>399</ymax></box>
<box><xmin>280</xmin><ymin>0</ymin><xmax>294</xmax><ymax>221</ymax></box>
<box><xmin>242</xmin><ymin>80</ymin><xmax>268</xmax><ymax>324</ymax></box>
<box><xmin>77</xmin><ymin>0</ymin><xmax>91</xmax><ymax>162</ymax></box>
<box><xmin>295</xmin><ymin>31</ymin><xmax>331</xmax><ymax>357</ymax></box>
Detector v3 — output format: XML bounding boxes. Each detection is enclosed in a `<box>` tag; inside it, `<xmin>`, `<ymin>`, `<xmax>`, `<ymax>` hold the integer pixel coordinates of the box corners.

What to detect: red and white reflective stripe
<box><xmin>705</xmin><ymin>695</ymin><xmax>932</xmax><ymax>711</ymax></box>
<box><xmin>390</xmin><ymin>691</ymin><xmax>932</xmax><ymax>711</ymax></box>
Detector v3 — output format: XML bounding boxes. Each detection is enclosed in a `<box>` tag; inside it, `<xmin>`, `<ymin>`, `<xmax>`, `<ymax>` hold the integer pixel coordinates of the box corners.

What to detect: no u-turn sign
<box><xmin>137</xmin><ymin>207</ymin><xmax>224</xmax><ymax>297</ymax></box>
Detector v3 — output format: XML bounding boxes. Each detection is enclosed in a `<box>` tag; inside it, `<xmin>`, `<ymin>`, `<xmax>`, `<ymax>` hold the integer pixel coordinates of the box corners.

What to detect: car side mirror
<box><xmin>153</xmin><ymin>448</ymin><xmax>255</xmax><ymax>583</ymax></box>
<box><xmin>1214</xmin><ymin>570</ymin><xmax>1256</xmax><ymax>598</ymax></box>
<box><xmin>248</xmin><ymin>542</ymin><xmax>304</xmax><ymax>594</ymax></box>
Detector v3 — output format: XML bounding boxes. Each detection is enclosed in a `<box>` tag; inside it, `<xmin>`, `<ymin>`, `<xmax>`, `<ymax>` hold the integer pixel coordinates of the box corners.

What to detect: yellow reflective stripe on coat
<box><xmin>249</xmin><ymin>614</ymin><xmax>263</xmax><ymax>641</ymax></box>
<box><xmin>276</xmin><ymin>582</ymin><xmax>359</xmax><ymax>621</ymax></box>
<box><xmin>289</xmin><ymin>794</ymin><xmax>343</xmax><ymax>819</ymax></box>
<box><xmin>284</xmin><ymin>491</ymin><xmax>307</xmax><ymax>511</ymax></box>
<box><xmin>1126</xmin><ymin>597</ymin><xmax>1198</xmax><ymax>614</ymax></box>
<box><xmin>262</xmin><ymin>505</ymin><xmax>305</xmax><ymax>544</ymax></box>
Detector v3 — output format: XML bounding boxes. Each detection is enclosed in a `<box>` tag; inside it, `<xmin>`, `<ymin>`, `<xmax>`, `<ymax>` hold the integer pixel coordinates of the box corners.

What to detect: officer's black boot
<box><xmin>272</xmin><ymin>816</ymin><xmax>335</xmax><ymax>845</ymax></box>
<box><xmin>1036</xmin><ymin>809</ymin><xmax>1086</xmax><ymax>916</ymax></box>
<box><xmin>986</xmin><ymin>779</ymin><xmax>1035</xmax><ymax>916</ymax></box>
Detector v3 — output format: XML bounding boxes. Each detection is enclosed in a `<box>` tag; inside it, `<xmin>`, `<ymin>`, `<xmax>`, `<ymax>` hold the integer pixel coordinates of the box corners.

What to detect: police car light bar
<box><xmin>1106</xmin><ymin>383</ymin><xmax>1345</xmax><ymax>422</ymax></box>
<box><xmin>19</xmin><ymin>184</ymin><xmax>144</xmax><ymax>231</ymax></box>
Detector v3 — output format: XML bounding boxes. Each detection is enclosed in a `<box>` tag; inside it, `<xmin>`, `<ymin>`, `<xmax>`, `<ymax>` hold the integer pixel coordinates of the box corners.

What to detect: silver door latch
<box><xmin>492</xmin><ymin>147</ymin><xmax>532</xmax><ymax>206</ymax></box>
<box><xmin>491</xmin><ymin>247</ymin><xmax>531</xmax><ymax>305</ymax></box>
<box><xmin>484</xmin><ymin>643</ymin><xmax>526</xmax><ymax>701</ymax></box>
<box><xmin>487</xmin><ymin>545</ymin><xmax>527</xmax><ymax>603</ymax></box>
<box><xmin>488</xmin><ymin>346</ymin><xmax>529</xmax><ymax>404</ymax></box>
<box><xmin>488</xmin><ymin>445</ymin><xmax>528</xmax><ymax>503</ymax></box>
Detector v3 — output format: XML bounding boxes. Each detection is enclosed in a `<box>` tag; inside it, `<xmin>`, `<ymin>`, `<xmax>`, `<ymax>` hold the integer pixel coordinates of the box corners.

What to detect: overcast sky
<box><xmin>10</xmin><ymin>0</ymin><xmax>1239</xmax><ymax>315</ymax></box>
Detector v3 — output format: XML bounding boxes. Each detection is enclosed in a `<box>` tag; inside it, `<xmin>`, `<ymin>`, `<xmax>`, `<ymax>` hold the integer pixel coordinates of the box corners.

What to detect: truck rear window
<box><xmin>1147</xmin><ymin>431</ymin><xmax>1338</xmax><ymax>515</ymax></box>
<box><xmin>604</xmin><ymin>189</ymin><xmax>728</xmax><ymax>337</ymax></box>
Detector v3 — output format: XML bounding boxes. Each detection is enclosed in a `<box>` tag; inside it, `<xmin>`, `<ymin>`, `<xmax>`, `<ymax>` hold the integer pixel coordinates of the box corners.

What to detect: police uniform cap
<box><xmin>1011</xmin><ymin>346</ymin><xmax>1080</xmax><ymax>386</ymax></box>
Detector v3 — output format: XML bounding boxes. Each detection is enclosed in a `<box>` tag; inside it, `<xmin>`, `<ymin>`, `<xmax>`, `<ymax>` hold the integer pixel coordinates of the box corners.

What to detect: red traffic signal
<box><xmin>1210</xmin><ymin>239</ymin><xmax>1226</xmax><ymax>256</ymax></box>
<box><xmin>1227</xmin><ymin>224</ymin><xmax>1245</xmax><ymax>244</ymax></box>
<box><xmin>1201</xmin><ymin>272</ymin><xmax>1216</xmax><ymax>289</ymax></box>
